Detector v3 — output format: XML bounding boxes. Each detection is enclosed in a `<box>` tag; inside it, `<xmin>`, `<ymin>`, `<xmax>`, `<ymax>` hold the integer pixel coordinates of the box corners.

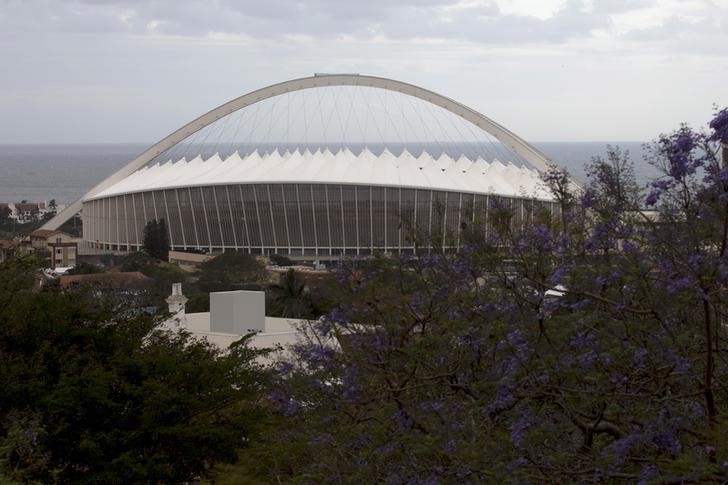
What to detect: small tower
<box><xmin>166</xmin><ymin>282</ymin><xmax>188</xmax><ymax>314</ymax></box>
<box><xmin>164</xmin><ymin>283</ymin><xmax>188</xmax><ymax>332</ymax></box>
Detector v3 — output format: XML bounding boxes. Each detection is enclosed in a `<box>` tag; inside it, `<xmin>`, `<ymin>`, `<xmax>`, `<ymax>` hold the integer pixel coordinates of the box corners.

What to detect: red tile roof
<box><xmin>30</xmin><ymin>229</ymin><xmax>60</xmax><ymax>238</ymax></box>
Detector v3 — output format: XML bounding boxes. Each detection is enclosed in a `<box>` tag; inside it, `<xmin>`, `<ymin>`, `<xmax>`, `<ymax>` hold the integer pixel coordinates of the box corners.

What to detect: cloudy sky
<box><xmin>0</xmin><ymin>0</ymin><xmax>726</xmax><ymax>144</ymax></box>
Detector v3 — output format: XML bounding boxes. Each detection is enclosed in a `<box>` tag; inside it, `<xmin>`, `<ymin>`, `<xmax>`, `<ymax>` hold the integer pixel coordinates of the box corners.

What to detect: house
<box><xmin>49</xmin><ymin>240</ymin><xmax>77</xmax><ymax>269</ymax></box>
<box><xmin>0</xmin><ymin>240</ymin><xmax>16</xmax><ymax>263</ymax></box>
<box><xmin>14</xmin><ymin>202</ymin><xmax>47</xmax><ymax>223</ymax></box>
<box><xmin>30</xmin><ymin>229</ymin><xmax>75</xmax><ymax>251</ymax></box>
<box><xmin>163</xmin><ymin>283</ymin><xmax>302</xmax><ymax>352</ymax></box>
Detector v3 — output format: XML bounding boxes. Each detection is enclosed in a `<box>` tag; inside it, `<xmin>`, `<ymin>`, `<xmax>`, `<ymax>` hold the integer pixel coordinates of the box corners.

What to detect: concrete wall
<box><xmin>210</xmin><ymin>290</ymin><xmax>265</xmax><ymax>335</ymax></box>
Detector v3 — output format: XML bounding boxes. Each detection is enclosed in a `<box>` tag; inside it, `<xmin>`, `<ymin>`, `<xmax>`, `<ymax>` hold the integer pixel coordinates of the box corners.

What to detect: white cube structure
<box><xmin>210</xmin><ymin>290</ymin><xmax>265</xmax><ymax>334</ymax></box>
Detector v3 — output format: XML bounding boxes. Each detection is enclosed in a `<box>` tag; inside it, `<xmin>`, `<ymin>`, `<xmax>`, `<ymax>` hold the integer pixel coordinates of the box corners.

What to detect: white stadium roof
<box><xmin>88</xmin><ymin>148</ymin><xmax>552</xmax><ymax>201</ymax></box>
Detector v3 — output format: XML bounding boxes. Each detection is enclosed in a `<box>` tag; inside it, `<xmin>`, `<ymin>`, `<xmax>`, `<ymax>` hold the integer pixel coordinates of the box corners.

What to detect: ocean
<box><xmin>0</xmin><ymin>142</ymin><xmax>659</xmax><ymax>204</ymax></box>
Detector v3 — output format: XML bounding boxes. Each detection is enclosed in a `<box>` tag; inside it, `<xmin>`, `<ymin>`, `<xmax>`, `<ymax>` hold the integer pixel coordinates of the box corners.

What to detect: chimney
<box><xmin>166</xmin><ymin>282</ymin><xmax>188</xmax><ymax>314</ymax></box>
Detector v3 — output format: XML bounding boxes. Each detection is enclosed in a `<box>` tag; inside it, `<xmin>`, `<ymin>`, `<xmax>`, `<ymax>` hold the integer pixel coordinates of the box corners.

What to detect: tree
<box><xmin>142</xmin><ymin>219</ymin><xmax>170</xmax><ymax>261</ymax></box>
<box><xmin>0</xmin><ymin>257</ymin><xmax>271</xmax><ymax>483</ymax></box>
<box><xmin>269</xmin><ymin>253</ymin><xmax>294</xmax><ymax>267</ymax></box>
<box><xmin>267</xmin><ymin>269</ymin><xmax>314</xmax><ymax>318</ymax></box>
<box><xmin>0</xmin><ymin>206</ymin><xmax>10</xmax><ymax>227</ymax></box>
<box><xmin>253</xmin><ymin>108</ymin><xmax>728</xmax><ymax>483</ymax></box>
<box><xmin>195</xmin><ymin>251</ymin><xmax>266</xmax><ymax>294</ymax></box>
<box><xmin>64</xmin><ymin>261</ymin><xmax>101</xmax><ymax>275</ymax></box>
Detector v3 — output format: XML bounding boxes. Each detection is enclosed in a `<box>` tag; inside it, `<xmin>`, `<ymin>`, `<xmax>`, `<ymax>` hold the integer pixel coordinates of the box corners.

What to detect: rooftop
<box><xmin>88</xmin><ymin>148</ymin><xmax>552</xmax><ymax>201</ymax></box>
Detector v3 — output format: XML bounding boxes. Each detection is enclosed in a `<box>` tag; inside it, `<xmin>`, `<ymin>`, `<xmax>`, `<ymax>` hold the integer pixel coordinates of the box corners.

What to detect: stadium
<box><xmin>44</xmin><ymin>74</ymin><xmax>565</xmax><ymax>258</ymax></box>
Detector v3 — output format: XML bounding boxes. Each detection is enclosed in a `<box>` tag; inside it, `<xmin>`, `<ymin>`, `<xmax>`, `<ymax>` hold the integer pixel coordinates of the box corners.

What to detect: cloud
<box><xmin>0</xmin><ymin>0</ymin><xmax>614</xmax><ymax>44</ymax></box>
<box><xmin>0</xmin><ymin>0</ymin><xmax>726</xmax><ymax>144</ymax></box>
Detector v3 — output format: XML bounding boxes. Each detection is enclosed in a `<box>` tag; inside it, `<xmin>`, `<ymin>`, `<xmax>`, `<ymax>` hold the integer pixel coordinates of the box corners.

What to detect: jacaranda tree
<box><xmin>257</xmin><ymin>108</ymin><xmax>728</xmax><ymax>483</ymax></box>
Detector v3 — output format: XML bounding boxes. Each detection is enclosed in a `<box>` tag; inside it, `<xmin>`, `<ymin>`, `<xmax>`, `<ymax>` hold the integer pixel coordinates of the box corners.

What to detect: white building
<box><xmin>164</xmin><ymin>283</ymin><xmax>302</xmax><ymax>351</ymax></box>
<box><xmin>41</xmin><ymin>74</ymin><xmax>579</xmax><ymax>257</ymax></box>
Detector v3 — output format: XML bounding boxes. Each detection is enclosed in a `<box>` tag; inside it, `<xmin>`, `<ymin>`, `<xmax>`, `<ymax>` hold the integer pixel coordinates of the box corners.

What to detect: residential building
<box><xmin>30</xmin><ymin>229</ymin><xmax>75</xmax><ymax>251</ymax></box>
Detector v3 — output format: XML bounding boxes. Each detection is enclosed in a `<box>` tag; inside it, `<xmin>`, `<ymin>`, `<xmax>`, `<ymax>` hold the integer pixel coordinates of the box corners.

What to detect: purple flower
<box><xmin>275</xmin><ymin>361</ymin><xmax>294</xmax><ymax>375</ymax></box>
<box><xmin>485</xmin><ymin>385</ymin><xmax>515</xmax><ymax>416</ymax></box>
<box><xmin>652</xmin><ymin>429</ymin><xmax>681</xmax><ymax>455</ymax></box>
<box><xmin>549</xmin><ymin>266</ymin><xmax>570</xmax><ymax>285</ymax></box>
<box><xmin>341</xmin><ymin>366</ymin><xmax>360</xmax><ymax>400</ymax></box>
<box><xmin>661</xmin><ymin>128</ymin><xmax>701</xmax><ymax>180</ymax></box>
<box><xmin>394</xmin><ymin>409</ymin><xmax>413</xmax><ymax>430</ymax></box>
<box><xmin>530</xmin><ymin>225</ymin><xmax>554</xmax><ymax>251</ymax></box>
<box><xmin>308</xmin><ymin>433</ymin><xmax>334</xmax><ymax>446</ymax></box>
<box><xmin>437</xmin><ymin>438</ymin><xmax>454</xmax><ymax>454</ymax></box>
<box><xmin>717</xmin><ymin>168</ymin><xmax>728</xmax><ymax>184</ymax></box>
<box><xmin>579</xmin><ymin>350</ymin><xmax>598</xmax><ymax>367</ymax></box>
<box><xmin>673</xmin><ymin>355</ymin><xmax>691</xmax><ymax>373</ymax></box>
<box><xmin>638</xmin><ymin>464</ymin><xmax>658</xmax><ymax>485</ymax></box>
<box><xmin>645</xmin><ymin>190</ymin><xmax>660</xmax><ymax>207</ymax></box>
<box><xmin>509</xmin><ymin>413</ymin><xmax>533</xmax><ymax>448</ymax></box>
<box><xmin>674</xmin><ymin>132</ymin><xmax>695</xmax><ymax>153</ymax></box>
<box><xmin>633</xmin><ymin>347</ymin><xmax>648</xmax><ymax>370</ymax></box>
<box><xmin>688</xmin><ymin>401</ymin><xmax>704</xmax><ymax>416</ymax></box>
<box><xmin>329</xmin><ymin>306</ymin><xmax>351</xmax><ymax>325</ymax></box>
<box><xmin>652</xmin><ymin>178</ymin><xmax>675</xmax><ymax>192</ymax></box>
<box><xmin>611</xmin><ymin>433</ymin><xmax>642</xmax><ymax>465</ymax></box>
<box><xmin>688</xmin><ymin>254</ymin><xmax>702</xmax><ymax>271</ymax></box>
<box><xmin>268</xmin><ymin>389</ymin><xmax>303</xmax><ymax>416</ymax></box>
<box><xmin>570</xmin><ymin>331</ymin><xmax>596</xmax><ymax>349</ymax></box>
<box><xmin>292</xmin><ymin>342</ymin><xmax>337</xmax><ymax>370</ymax></box>
<box><xmin>580</xmin><ymin>190</ymin><xmax>596</xmax><ymax>209</ymax></box>
<box><xmin>666</xmin><ymin>276</ymin><xmax>693</xmax><ymax>294</ymax></box>
<box><xmin>709</xmin><ymin>108</ymin><xmax>728</xmax><ymax>143</ymax></box>
<box><xmin>569</xmin><ymin>299</ymin><xmax>590</xmax><ymax>310</ymax></box>
<box><xmin>406</xmin><ymin>477</ymin><xmax>440</xmax><ymax>485</ymax></box>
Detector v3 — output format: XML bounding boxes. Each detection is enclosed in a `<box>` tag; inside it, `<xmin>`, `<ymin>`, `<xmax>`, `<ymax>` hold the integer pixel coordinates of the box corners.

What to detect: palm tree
<box><xmin>268</xmin><ymin>269</ymin><xmax>313</xmax><ymax>318</ymax></box>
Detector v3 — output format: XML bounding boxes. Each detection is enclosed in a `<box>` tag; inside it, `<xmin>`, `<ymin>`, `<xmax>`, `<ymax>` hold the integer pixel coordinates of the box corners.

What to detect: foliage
<box><xmin>195</xmin><ymin>251</ymin><xmax>266</xmax><ymax>294</ymax></box>
<box><xmin>65</xmin><ymin>261</ymin><xmax>101</xmax><ymax>275</ymax></box>
<box><xmin>269</xmin><ymin>253</ymin><xmax>294</xmax><ymax>266</ymax></box>
<box><xmin>0</xmin><ymin>258</ymin><xmax>271</xmax><ymax>483</ymax></box>
<box><xmin>256</xmin><ymin>109</ymin><xmax>728</xmax><ymax>483</ymax></box>
<box><xmin>58</xmin><ymin>215</ymin><xmax>82</xmax><ymax>238</ymax></box>
<box><xmin>267</xmin><ymin>269</ymin><xmax>314</xmax><ymax>319</ymax></box>
<box><xmin>117</xmin><ymin>250</ymin><xmax>157</xmax><ymax>273</ymax></box>
<box><xmin>142</xmin><ymin>219</ymin><xmax>170</xmax><ymax>261</ymax></box>
<box><xmin>0</xmin><ymin>206</ymin><xmax>10</xmax><ymax>226</ymax></box>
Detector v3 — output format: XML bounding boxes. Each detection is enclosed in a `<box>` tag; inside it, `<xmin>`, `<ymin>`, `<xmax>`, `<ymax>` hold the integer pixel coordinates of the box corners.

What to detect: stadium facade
<box><xmin>43</xmin><ymin>74</ymin><xmax>566</xmax><ymax>258</ymax></box>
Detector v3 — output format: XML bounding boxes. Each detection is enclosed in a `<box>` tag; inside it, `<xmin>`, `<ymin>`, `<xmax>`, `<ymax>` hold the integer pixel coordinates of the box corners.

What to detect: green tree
<box><xmin>142</xmin><ymin>219</ymin><xmax>170</xmax><ymax>261</ymax></box>
<box><xmin>196</xmin><ymin>251</ymin><xmax>266</xmax><ymax>294</ymax></box>
<box><xmin>0</xmin><ymin>257</ymin><xmax>271</xmax><ymax>483</ymax></box>
<box><xmin>0</xmin><ymin>206</ymin><xmax>10</xmax><ymax>227</ymax></box>
<box><xmin>65</xmin><ymin>261</ymin><xmax>101</xmax><ymax>275</ymax></box>
<box><xmin>269</xmin><ymin>253</ymin><xmax>293</xmax><ymax>266</ymax></box>
<box><xmin>267</xmin><ymin>269</ymin><xmax>313</xmax><ymax>318</ymax></box>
